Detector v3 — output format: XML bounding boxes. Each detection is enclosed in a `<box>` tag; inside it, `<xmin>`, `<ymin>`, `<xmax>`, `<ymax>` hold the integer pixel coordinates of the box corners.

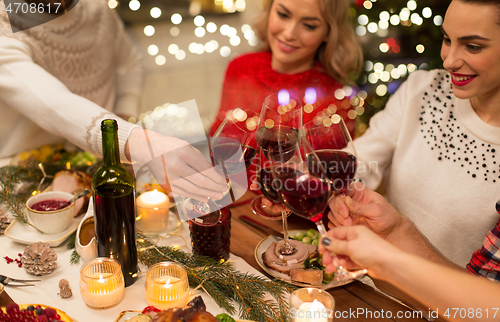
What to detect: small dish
<box><xmin>255</xmin><ymin>230</ymin><xmax>353</xmax><ymax>289</ymax></box>
<box><xmin>76</xmin><ymin>198</ymin><xmax>97</xmax><ymax>262</ymax></box>
<box><xmin>4</xmin><ymin>212</ymin><xmax>80</xmax><ymax>247</ymax></box>
<box><xmin>26</xmin><ymin>191</ymin><xmax>76</xmax><ymax>234</ymax></box>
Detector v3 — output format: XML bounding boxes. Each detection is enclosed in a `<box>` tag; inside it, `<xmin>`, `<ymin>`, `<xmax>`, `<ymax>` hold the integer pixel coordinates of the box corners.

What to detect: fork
<box><xmin>0</xmin><ymin>275</ymin><xmax>41</xmax><ymax>287</ymax></box>
<box><xmin>357</xmin><ymin>275</ymin><xmax>435</xmax><ymax>321</ymax></box>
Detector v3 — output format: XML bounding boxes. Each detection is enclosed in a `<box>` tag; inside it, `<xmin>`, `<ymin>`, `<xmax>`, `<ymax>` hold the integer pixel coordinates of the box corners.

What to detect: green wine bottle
<box><xmin>92</xmin><ymin>119</ymin><xmax>138</xmax><ymax>287</ymax></box>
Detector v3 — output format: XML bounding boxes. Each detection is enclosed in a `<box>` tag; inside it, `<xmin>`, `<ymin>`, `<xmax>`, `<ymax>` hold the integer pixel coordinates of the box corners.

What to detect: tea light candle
<box><xmin>294</xmin><ymin>300</ymin><xmax>328</xmax><ymax>322</ymax></box>
<box><xmin>80</xmin><ymin>258</ymin><xmax>125</xmax><ymax>309</ymax></box>
<box><xmin>136</xmin><ymin>190</ymin><xmax>170</xmax><ymax>233</ymax></box>
<box><xmin>145</xmin><ymin>262</ymin><xmax>190</xmax><ymax>310</ymax></box>
<box><xmin>290</xmin><ymin>288</ymin><xmax>334</xmax><ymax>322</ymax></box>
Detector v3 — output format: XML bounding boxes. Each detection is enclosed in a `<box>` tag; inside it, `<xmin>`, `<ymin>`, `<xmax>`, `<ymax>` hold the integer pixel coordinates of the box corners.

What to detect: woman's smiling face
<box><xmin>440</xmin><ymin>0</ymin><xmax>500</xmax><ymax>101</ymax></box>
<box><xmin>267</xmin><ymin>0</ymin><xmax>330</xmax><ymax>74</ymax></box>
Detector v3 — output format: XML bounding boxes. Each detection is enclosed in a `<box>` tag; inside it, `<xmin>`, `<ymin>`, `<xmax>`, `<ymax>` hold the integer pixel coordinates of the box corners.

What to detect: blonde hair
<box><xmin>254</xmin><ymin>0</ymin><xmax>363</xmax><ymax>84</ymax></box>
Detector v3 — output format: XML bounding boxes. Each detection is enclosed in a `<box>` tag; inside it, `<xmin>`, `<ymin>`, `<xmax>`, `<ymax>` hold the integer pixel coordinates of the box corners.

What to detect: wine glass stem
<box><xmin>315</xmin><ymin>221</ymin><xmax>328</xmax><ymax>238</ymax></box>
<box><xmin>279</xmin><ymin>210</ymin><xmax>296</xmax><ymax>255</ymax></box>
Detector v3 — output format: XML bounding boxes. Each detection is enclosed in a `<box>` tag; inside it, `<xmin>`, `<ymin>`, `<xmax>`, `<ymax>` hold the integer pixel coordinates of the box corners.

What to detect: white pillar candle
<box><xmin>136</xmin><ymin>190</ymin><xmax>170</xmax><ymax>233</ymax></box>
<box><xmin>294</xmin><ymin>299</ymin><xmax>328</xmax><ymax>322</ymax></box>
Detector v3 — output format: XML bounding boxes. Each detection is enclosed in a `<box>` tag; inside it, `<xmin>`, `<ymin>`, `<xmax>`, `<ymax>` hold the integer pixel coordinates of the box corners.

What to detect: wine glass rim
<box><xmin>215</xmin><ymin>108</ymin><xmax>260</xmax><ymax>135</ymax></box>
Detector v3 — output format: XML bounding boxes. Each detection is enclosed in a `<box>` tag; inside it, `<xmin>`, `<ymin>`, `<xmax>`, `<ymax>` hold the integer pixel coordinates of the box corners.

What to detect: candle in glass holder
<box><xmin>290</xmin><ymin>288</ymin><xmax>334</xmax><ymax>322</ymax></box>
<box><xmin>136</xmin><ymin>189</ymin><xmax>172</xmax><ymax>235</ymax></box>
<box><xmin>80</xmin><ymin>258</ymin><xmax>125</xmax><ymax>309</ymax></box>
<box><xmin>145</xmin><ymin>262</ymin><xmax>190</xmax><ymax>309</ymax></box>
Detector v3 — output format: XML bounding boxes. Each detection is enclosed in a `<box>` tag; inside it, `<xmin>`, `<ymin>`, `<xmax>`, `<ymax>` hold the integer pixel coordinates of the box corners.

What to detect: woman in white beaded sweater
<box><xmin>0</xmin><ymin>0</ymin><xmax>228</xmax><ymax>201</ymax></box>
<box><xmin>329</xmin><ymin>0</ymin><xmax>500</xmax><ymax>268</ymax></box>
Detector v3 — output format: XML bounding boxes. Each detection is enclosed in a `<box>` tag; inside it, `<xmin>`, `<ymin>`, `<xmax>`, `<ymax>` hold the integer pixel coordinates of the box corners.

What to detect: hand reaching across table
<box><xmin>319</xmin><ymin>225</ymin><xmax>500</xmax><ymax>322</ymax></box>
<box><xmin>126</xmin><ymin>128</ymin><xmax>228</xmax><ymax>202</ymax></box>
<box><xmin>327</xmin><ymin>183</ymin><xmax>457</xmax><ymax>267</ymax></box>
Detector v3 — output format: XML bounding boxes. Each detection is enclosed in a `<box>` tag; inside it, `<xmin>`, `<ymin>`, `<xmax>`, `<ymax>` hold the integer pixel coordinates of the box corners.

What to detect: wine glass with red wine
<box><xmin>271</xmin><ymin>135</ymin><xmax>367</xmax><ymax>283</ymax></box>
<box><xmin>304</xmin><ymin>118</ymin><xmax>368</xmax><ymax>283</ymax></box>
<box><xmin>303</xmin><ymin>118</ymin><xmax>357</xmax><ymax>195</ymax></box>
<box><xmin>251</xmin><ymin>92</ymin><xmax>302</xmax><ymax>258</ymax></box>
<box><xmin>269</xmin><ymin>136</ymin><xmax>332</xmax><ymax>236</ymax></box>
<box><xmin>182</xmin><ymin>108</ymin><xmax>259</xmax><ymax>224</ymax></box>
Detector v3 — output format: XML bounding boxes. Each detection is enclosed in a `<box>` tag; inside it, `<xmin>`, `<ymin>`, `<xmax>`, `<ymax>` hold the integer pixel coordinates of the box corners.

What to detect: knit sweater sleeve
<box><xmin>0</xmin><ymin>36</ymin><xmax>136</xmax><ymax>161</ymax></box>
<box><xmin>354</xmin><ymin>74</ymin><xmax>409</xmax><ymax>190</ymax></box>
<box><xmin>112</xmin><ymin>9</ymin><xmax>144</xmax><ymax>119</ymax></box>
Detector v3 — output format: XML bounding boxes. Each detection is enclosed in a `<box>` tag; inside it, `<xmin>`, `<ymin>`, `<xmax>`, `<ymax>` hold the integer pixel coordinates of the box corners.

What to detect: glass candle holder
<box><xmin>189</xmin><ymin>207</ymin><xmax>231</xmax><ymax>262</ymax></box>
<box><xmin>290</xmin><ymin>288</ymin><xmax>335</xmax><ymax>322</ymax></box>
<box><xmin>136</xmin><ymin>189</ymin><xmax>180</xmax><ymax>237</ymax></box>
<box><xmin>145</xmin><ymin>262</ymin><xmax>190</xmax><ymax>309</ymax></box>
<box><xmin>80</xmin><ymin>257</ymin><xmax>125</xmax><ymax>309</ymax></box>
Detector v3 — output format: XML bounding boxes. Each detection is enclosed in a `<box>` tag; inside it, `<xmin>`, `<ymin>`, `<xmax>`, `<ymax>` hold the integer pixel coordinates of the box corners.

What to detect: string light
<box><xmin>220</xmin><ymin>46</ymin><xmax>231</xmax><ymax>57</ymax></box>
<box><xmin>194</xmin><ymin>15</ymin><xmax>205</xmax><ymax>26</ymax></box>
<box><xmin>195</xmin><ymin>27</ymin><xmax>206</xmax><ymax>38</ymax></box>
<box><xmin>108</xmin><ymin>0</ymin><xmax>118</xmax><ymax>9</ymax></box>
<box><xmin>171</xmin><ymin>13</ymin><xmax>182</xmax><ymax>25</ymax></box>
<box><xmin>150</xmin><ymin>7</ymin><xmax>161</xmax><ymax>19</ymax></box>
<box><xmin>433</xmin><ymin>15</ymin><xmax>443</xmax><ymax>26</ymax></box>
<box><xmin>147</xmin><ymin>45</ymin><xmax>159</xmax><ymax>56</ymax></box>
<box><xmin>229</xmin><ymin>35</ymin><xmax>241</xmax><ymax>46</ymax></box>
<box><xmin>144</xmin><ymin>25</ymin><xmax>155</xmax><ymax>36</ymax></box>
<box><xmin>170</xmin><ymin>27</ymin><xmax>180</xmax><ymax>37</ymax></box>
<box><xmin>206</xmin><ymin>22</ymin><xmax>217</xmax><ymax>33</ymax></box>
<box><xmin>175</xmin><ymin>50</ymin><xmax>186</xmax><ymax>61</ymax></box>
<box><xmin>129</xmin><ymin>0</ymin><xmax>140</xmax><ymax>11</ymax></box>
<box><xmin>155</xmin><ymin>55</ymin><xmax>166</xmax><ymax>66</ymax></box>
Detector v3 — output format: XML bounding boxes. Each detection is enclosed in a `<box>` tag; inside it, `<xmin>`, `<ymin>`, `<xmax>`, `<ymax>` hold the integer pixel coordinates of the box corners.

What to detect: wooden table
<box><xmin>228</xmin><ymin>192</ymin><xmax>444</xmax><ymax>322</ymax></box>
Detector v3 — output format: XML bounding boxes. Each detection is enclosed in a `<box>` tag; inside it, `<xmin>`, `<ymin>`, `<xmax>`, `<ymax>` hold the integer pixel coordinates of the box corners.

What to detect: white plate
<box><xmin>4</xmin><ymin>215</ymin><xmax>80</xmax><ymax>247</ymax></box>
<box><xmin>255</xmin><ymin>230</ymin><xmax>353</xmax><ymax>289</ymax></box>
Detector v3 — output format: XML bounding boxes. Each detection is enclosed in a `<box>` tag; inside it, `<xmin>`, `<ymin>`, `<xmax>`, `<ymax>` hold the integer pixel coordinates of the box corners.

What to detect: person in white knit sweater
<box><xmin>0</xmin><ymin>0</ymin><xmax>228</xmax><ymax>201</ymax></box>
<box><xmin>329</xmin><ymin>0</ymin><xmax>500</xmax><ymax>268</ymax></box>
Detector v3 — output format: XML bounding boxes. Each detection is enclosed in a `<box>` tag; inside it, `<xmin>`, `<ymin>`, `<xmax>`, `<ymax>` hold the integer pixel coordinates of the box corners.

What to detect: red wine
<box><xmin>189</xmin><ymin>207</ymin><xmax>231</xmax><ymax>262</ymax></box>
<box><xmin>256</xmin><ymin>126</ymin><xmax>299</xmax><ymax>162</ymax></box>
<box><xmin>94</xmin><ymin>184</ymin><xmax>138</xmax><ymax>286</ymax></box>
<box><xmin>308</xmin><ymin>150</ymin><xmax>357</xmax><ymax>194</ymax></box>
<box><xmin>257</xmin><ymin>167</ymin><xmax>280</xmax><ymax>202</ymax></box>
<box><xmin>211</xmin><ymin>143</ymin><xmax>257</xmax><ymax>174</ymax></box>
<box><xmin>277</xmin><ymin>169</ymin><xmax>330</xmax><ymax>222</ymax></box>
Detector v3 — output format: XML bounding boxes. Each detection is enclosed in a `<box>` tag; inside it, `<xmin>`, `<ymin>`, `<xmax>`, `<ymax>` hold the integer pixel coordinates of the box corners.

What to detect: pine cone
<box><xmin>58</xmin><ymin>278</ymin><xmax>72</xmax><ymax>298</ymax></box>
<box><xmin>0</xmin><ymin>210</ymin><xmax>10</xmax><ymax>235</ymax></box>
<box><xmin>58</xmin><ymin>279</ymin><xmax>70</xmax><ymax>289</ymax></box>
<box><xmin>21</xmin><ymin>242</ymin><xmax>57</xmax><ymax>276</ymax></box>
<box><xmin>58</xmin><ymin>288</ymin><xmax>73</xmax><ymax>299</ymax></box>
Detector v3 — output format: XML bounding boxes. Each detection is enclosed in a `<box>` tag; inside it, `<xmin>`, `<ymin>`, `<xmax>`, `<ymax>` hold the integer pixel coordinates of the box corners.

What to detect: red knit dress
<box><xmin>209</xmin><ymin>51</ymin><xmax>355</xmax><ymax>137</ymax></box>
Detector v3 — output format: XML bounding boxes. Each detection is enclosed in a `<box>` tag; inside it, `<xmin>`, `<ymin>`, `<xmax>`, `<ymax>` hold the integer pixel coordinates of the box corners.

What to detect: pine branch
<box><xmin>70</xmin><ymin>250</ymin><xmax>80</xmax><ymax>265</ymax></box>
<box><xmin>0</xmin><ymin>166</ymin><xmax>42</xmax><ymax>231</ymax></box>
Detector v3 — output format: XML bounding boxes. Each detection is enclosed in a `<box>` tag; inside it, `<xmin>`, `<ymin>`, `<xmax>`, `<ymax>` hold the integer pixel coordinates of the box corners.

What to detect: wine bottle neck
<box><xmin>101</xmin><ymin>120</ymin><xmax>120</xmax><ymax>166</ymax></box>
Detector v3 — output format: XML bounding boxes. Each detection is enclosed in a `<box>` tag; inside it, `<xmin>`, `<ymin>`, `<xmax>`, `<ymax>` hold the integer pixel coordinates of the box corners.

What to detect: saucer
<box><xmin>4</xmin><ymin>216</ymin><xmax>80</xmax><ymax>247</ymax></box>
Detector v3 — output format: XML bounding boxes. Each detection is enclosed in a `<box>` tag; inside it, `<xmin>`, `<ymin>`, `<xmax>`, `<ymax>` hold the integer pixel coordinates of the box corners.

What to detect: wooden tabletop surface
<box><xmin>228</xmin><ymin>192</ymin><xmax>444</xmax><ymax>322</ymax></box>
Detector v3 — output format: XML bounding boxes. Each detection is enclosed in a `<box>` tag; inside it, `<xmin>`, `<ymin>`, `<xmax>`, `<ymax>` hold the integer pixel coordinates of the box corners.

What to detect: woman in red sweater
<box><xmin>209</xmin><ymin>0</ymin><xmax>363</xmax><ymax>137</ymax></box>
